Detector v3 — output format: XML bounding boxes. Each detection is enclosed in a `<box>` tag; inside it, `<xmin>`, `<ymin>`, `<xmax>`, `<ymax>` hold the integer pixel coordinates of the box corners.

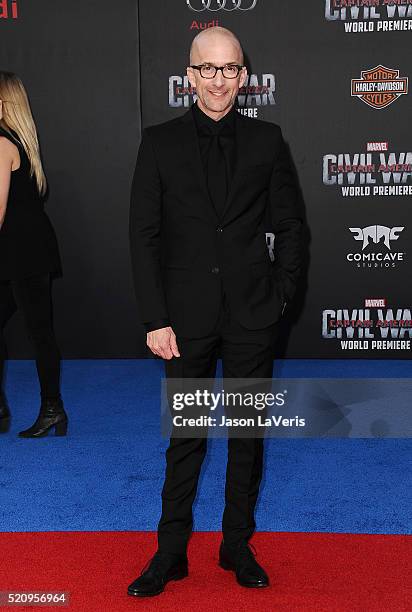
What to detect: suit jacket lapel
<box><xmin>179</xmin><ymin>105</ymin><xmax>251</xmax><ymax>224</ymax></box>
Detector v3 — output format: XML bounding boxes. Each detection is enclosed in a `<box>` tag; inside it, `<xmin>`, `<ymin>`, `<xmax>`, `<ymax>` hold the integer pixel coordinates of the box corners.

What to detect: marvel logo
<box><xmin>364</xmin><ymin>298</ymin><xmax>387</xmax><ymax>308</ymax></box>
<box><xmin>367</xmin><ymin>142</ymin><xmax>388</xmax><ymax>152</ymax></box>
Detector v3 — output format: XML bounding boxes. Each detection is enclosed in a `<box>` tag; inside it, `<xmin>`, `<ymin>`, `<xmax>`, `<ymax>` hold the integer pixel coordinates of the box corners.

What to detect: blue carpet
<box><xmin>1</xmin><ymin>359</ymin><xmax>411</xmax><ymax>534</ymax></box>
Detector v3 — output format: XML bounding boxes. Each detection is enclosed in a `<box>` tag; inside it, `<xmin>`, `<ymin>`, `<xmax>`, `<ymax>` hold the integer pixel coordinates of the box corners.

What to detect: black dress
<box><xmin>0</xmin><ymin>126</ymin><xmax>62</xmax><ymax>280</ymax></box>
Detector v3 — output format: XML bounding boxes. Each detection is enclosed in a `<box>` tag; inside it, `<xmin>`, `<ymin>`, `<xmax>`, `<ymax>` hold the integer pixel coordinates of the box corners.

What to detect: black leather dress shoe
<box><xmin>127</xmin><ymin>551</ymin><xmax>188</xmax><ymax>597</ymax></box>
<box><xmin>219</xmin><ymin>540</ymin><xmax>269</xmax><ymax>588</ymax></box>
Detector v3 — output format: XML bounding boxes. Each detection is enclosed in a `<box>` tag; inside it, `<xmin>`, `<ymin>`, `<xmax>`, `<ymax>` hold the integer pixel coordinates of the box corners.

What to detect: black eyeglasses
<box><xmin>190</xmin><ymin>64</ymin><xmax>244</xmax><ymax>79</ymax></box>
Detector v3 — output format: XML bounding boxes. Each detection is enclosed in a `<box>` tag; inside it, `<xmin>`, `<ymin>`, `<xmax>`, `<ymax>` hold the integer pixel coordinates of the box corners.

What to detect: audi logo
<box><xmin>187</xmin><ymin>0</ymin><xmax>258</xmax><ymax>11</ymax></box>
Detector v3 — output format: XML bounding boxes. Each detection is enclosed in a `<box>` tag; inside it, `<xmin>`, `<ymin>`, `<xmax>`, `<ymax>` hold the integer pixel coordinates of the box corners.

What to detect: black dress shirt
<box><xmin>191</xmin><ymin>99</ymin><xmax>237</xmax><ymax>189</ymax></box>
<box><xmin>144</xmin><ymin>101</ymin><xmax>237</xmax><ymax>334</ymax></box>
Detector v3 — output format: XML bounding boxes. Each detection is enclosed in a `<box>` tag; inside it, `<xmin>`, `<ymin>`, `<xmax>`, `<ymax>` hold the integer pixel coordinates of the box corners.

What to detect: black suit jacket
<box><xmin>129</xmin><ymin>105</ymin><xmax>303</xmax><ymax>338</ymax></box>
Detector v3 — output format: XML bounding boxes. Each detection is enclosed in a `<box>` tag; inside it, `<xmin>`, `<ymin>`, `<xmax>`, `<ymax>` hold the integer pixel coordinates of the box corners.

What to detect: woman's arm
<box><xmin>0</xmin><ymin>137</ymin><xmax>14</xmax><ymax>229</ymax></box>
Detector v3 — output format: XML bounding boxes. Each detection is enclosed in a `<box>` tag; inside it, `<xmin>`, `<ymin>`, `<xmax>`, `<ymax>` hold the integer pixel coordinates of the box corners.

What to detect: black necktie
<box><xmin>201</xmin><ymin>122</ymin><xmax>234</xmax><ymax>219</ymax></box>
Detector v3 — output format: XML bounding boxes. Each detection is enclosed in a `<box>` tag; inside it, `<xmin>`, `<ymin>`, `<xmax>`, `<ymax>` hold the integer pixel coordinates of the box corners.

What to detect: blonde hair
<box><xmin>0</xmin><ymin>71</ymin><xmax>47</xmax><ymax>195</ymax></box>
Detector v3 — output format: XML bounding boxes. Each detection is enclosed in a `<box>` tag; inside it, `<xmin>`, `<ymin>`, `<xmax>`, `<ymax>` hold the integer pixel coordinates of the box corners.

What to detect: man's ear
<box><xmin>186</xmin><ymin>66</ymin><xmax>196</xmax><ymax>89</ymax></box>
<box><xmin>239</xmin><ymin>68</ymin><xmax>248</xmax><ymax>89</ymax></box>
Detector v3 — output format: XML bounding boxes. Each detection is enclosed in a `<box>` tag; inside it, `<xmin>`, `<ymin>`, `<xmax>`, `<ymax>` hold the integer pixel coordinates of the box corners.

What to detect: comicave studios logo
<box><xmin>169</xmin><ymin>73</ymin><xmax>275</xmax><ymax>118</ymax></box>
<box><xmin>0</xmin><ymin>0</ymin><xmax>18</xmax><ymax>19</ymax></box>
<box><xmin>325</xmin><ymin>0</ymin><xmax>412</xmax><ymax>33</ymax></box>
<box><xmin>322</xmin><ymin>141</ymin><xmax>412</xmax><ymax>197</ymax></box>
<box><xmin>187</xmin><ymin>0</ymin><xmax>257</xmax><ymax>11</ymax></box>
<box><xmin>322</xmin><ymin>298</ymin><xmax>412</xmax><ymax>351</ymax></box>
<box><xmin>347</xmin><ymin>225</ymin><xmax>405</xmax><ymax>269</ymax></box>
<box><xmin>351</xmin><ymin>65</ymin><xmax>408</xmax><ymax>109</ymax></box>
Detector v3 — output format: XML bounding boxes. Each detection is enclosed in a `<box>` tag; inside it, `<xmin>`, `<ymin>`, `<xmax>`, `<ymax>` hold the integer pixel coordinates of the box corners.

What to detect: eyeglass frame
<box><xmin>189</xmin><ymin>63</ymin><xmax>245</xmax><ymax>79</ymax></box>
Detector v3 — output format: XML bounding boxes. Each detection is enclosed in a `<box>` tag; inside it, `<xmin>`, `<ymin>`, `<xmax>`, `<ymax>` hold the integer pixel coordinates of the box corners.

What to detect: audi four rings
<box><xmin>186</xmin><ymin>0</ymin><xmax>258</xmax><ymax>11</ymax></box>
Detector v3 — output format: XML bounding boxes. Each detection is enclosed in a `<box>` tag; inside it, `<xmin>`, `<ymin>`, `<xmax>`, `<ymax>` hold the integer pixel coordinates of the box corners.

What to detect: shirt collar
<box><xmin>191</xmin><ymin>100</ymin><xmax>236</xmax><ymax>135</ymax></box>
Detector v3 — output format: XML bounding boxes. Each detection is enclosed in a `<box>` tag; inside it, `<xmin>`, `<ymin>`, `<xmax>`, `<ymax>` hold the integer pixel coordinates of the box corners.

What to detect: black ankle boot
<box><xmin>0</xmin><ymin>392</ymin><xmax>11</xmax><ymax>433</ymax></box>
<box><xmin>18</xmin><ymin>398</ymin><xmax>68</xmax><ymax>438</ymax></box>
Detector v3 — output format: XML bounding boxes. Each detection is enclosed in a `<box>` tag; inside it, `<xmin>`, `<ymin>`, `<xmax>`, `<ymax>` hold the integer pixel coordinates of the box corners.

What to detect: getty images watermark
<box><xmin>161</xmin><ymin>377</ymin><xmax>412</xmax><ymax>438</ymax></box>
<box><xmin>170</xmin><ymin>386</ymin><xmax>302</xmax><ymax>429</ymax></box>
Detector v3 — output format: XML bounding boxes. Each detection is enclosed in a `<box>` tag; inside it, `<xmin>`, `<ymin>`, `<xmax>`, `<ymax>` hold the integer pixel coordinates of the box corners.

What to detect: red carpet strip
<box><xmin>0</xmin><ymin>531</ymin><xmax>410</xmax><ymax>611</ymax></box>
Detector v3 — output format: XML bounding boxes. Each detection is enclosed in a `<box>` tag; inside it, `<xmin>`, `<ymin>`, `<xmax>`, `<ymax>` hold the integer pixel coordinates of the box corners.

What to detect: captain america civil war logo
<box><xmin>322</xmin><ymin>141</ymin><xmax>412</xmax><ymax>197</ymax></box>
<box><xmin>169</xmin><ymin>73</ymin><xmax>275</xmax><ymax>117</ymax></box>
<box><xmin>322</xmin><ymin>299</ymin><xmax>412</xmax><ymax>351</ymax></box>
<box><xmin>325</xmin><ymin>0</ymin><xmax>412</xmax><ymax>33</ymax></box>
<box><xmin>0</xmin><ymin>0</ymin><xmax>18</xmax><ymax>18</ymax></box>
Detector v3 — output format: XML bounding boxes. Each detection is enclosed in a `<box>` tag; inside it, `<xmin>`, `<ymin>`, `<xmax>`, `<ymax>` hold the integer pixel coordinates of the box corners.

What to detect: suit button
<box><xmin>216</xmin><ymin>226</ymin><xmax>223</xmax><ymax>232</ymax></box>
<box><xmin>211</xmin><ymin>267</ymin><xmax>220</xmax><ymax>274</ymax></box>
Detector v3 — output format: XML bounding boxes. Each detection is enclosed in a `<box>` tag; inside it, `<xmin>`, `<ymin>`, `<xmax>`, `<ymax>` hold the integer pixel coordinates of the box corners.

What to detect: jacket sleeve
<box><xmin>129</xmin><ymin>128</ymin><xmax>169</xmax><ymax>326</ymax></box>
<box><xmin>144</xmin><ymin>318</ymin><xmax>170</xmax><ymax>333</ymax></box>
<box><xmin>269</xmin><ymin>126</ymin><xmax>303</xmax><ymax>304</ymax></box>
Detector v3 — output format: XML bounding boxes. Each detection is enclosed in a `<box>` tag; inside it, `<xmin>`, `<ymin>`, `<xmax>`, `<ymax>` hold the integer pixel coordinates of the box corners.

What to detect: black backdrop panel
<box><xmin>0</xmin><ymin>0</ymin><xmax>144</xmax><ymax>357</ymax></box>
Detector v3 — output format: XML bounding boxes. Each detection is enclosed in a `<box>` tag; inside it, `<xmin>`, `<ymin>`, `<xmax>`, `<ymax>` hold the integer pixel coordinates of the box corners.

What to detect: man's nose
<box><xmin>213</xmin><ymin>70</ymin><xmax>225</xmax><ymax>86</ymax></box>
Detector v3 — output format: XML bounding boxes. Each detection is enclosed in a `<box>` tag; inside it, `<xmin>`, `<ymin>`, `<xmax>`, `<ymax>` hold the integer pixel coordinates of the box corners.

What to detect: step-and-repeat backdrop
<box><xmin>1</xmin><ymin>1</ymin><xmax>411</xmax><ymax>358</ymax></box>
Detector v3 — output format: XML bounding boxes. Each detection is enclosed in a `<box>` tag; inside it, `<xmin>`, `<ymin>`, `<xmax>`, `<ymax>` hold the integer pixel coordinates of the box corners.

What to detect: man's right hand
<box><xmin>146</xmin><ymin>326</ymin><xmax>180</xmax><ymax>360</ymax></box>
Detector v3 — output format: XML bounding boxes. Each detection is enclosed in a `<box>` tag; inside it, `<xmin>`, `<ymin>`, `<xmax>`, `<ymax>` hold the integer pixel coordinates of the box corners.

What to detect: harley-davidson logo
<box><xmin>351</xmin><ymin>65</ymin><xmax>408</xmax><ymax>109</ymax></box>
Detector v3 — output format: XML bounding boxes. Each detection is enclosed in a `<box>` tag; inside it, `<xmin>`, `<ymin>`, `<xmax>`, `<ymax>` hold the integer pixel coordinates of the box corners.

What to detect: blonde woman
<box><xmin>0</xmin><ymin>71</ymin><xmax>67</xmax><ymax>437</ymax></box>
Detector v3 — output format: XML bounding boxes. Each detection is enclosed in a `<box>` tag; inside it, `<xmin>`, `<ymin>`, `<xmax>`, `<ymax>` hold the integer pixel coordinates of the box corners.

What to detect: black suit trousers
<box><xmin>157</xmin><ymin>283</ymin><xmax>279</xmax><ymax>554</ymax></box>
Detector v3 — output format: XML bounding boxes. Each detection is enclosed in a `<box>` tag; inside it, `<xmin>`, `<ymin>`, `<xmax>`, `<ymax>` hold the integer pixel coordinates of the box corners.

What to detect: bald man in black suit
<box><xmin>128</xmin><ymin>26</ymin><xmax>303</xmax><ymax>597</ymax></box>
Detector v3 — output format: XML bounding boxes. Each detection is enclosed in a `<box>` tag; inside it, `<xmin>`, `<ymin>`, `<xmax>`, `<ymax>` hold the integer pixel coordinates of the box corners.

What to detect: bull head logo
<box><xmin>349</xmin><ymin>225</ymin><xmax>404</xmax><ymax>250</ymax></box>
